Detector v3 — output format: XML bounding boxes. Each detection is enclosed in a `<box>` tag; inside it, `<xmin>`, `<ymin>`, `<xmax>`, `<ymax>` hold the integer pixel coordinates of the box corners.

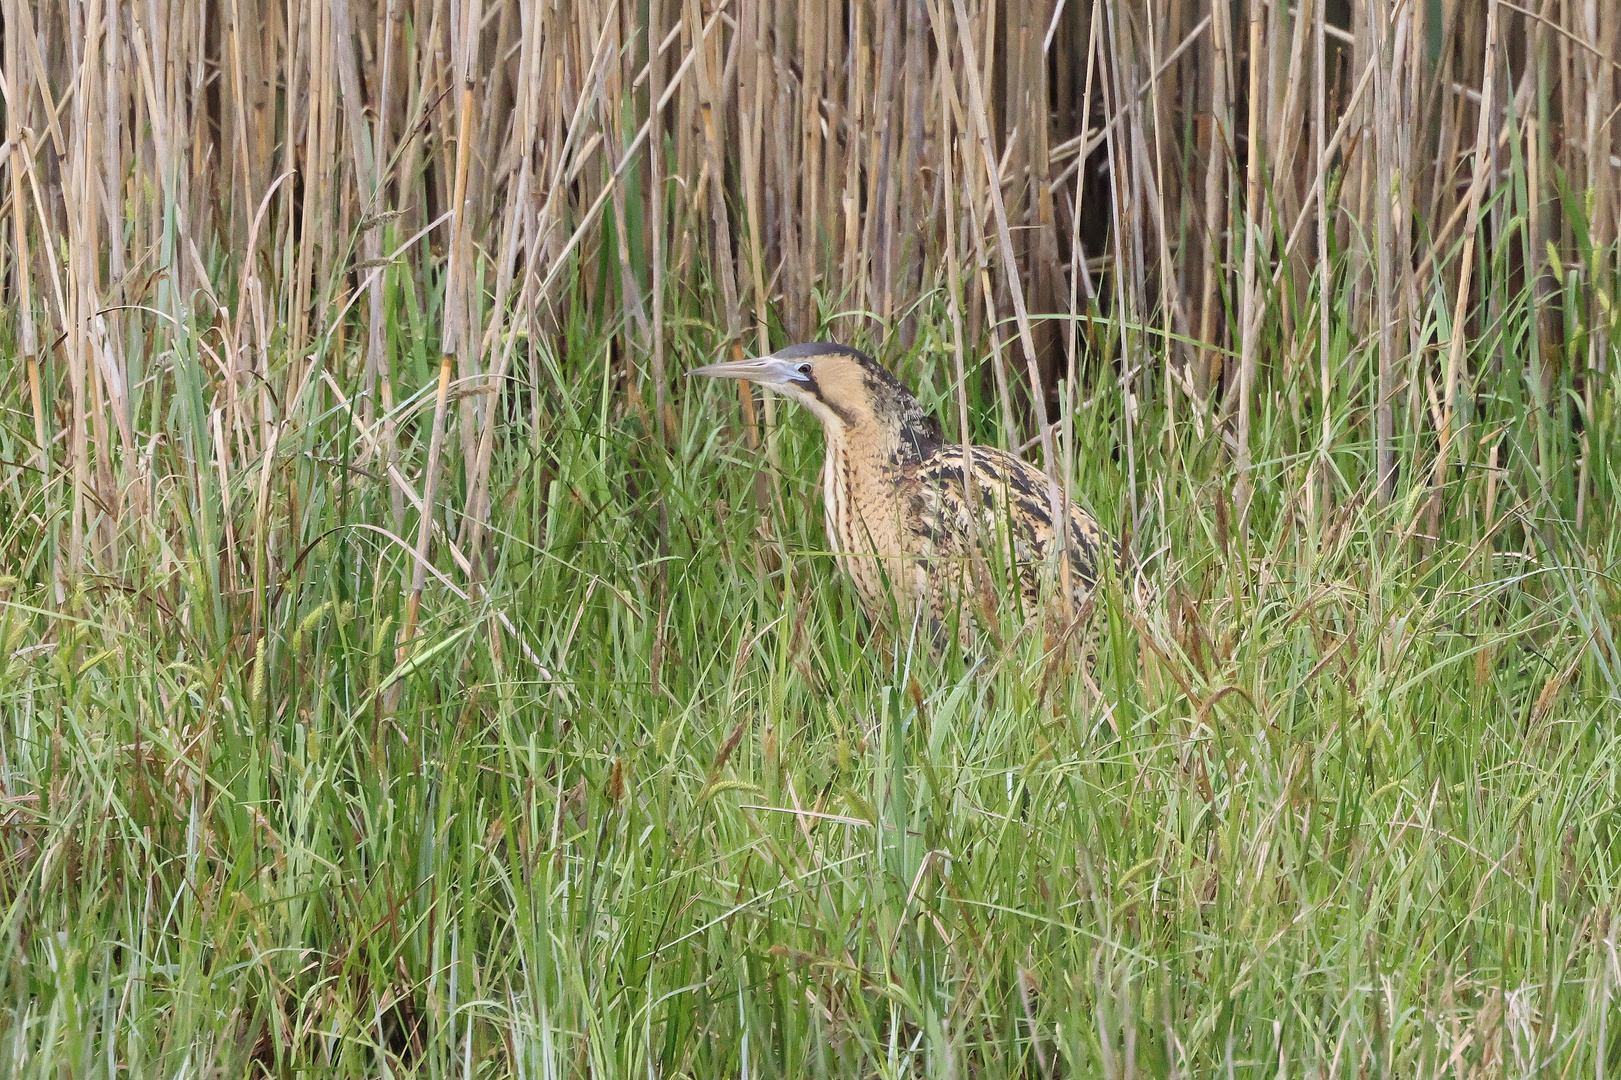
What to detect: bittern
<box><xmin>691</xmin><ymin>342</ymin><xmax>1119</xmax><ymax>640</ymax></box>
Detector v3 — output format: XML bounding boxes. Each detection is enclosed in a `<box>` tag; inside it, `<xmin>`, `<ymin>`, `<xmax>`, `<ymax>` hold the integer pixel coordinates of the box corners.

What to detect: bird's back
<box><xmin>908</xmin><ymin>445</ymin><xmax>1114</xmax><ymax>624</ymax></box>
<box><xmin>827</xmin><ymin>439</ymin><xmax>1118</xmax><ymax>636</ymax></box>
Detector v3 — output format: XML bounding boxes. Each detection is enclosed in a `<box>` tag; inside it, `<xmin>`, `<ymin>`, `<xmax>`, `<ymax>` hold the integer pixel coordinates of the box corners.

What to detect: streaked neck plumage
<box><xmin>795</xmin><ymin>368</ymin><xmax>938</xmax><ymax>473</ymax></box>
<box><xmin>808</xmin><ymin>377</ymin><xmax>939</xmax><ymax>573</ymax></box>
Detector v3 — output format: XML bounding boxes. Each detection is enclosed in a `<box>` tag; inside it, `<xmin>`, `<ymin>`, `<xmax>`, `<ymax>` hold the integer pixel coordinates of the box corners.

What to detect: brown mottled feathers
<box><xmin>912</xmin><ymin>445</ymin><xmax>1113</xmax><ymax>606</ymax></box>
<box><xmin>828</xmin><ymin>440</ymin><xmax>1118</xmax><ymax>634</ymax></box>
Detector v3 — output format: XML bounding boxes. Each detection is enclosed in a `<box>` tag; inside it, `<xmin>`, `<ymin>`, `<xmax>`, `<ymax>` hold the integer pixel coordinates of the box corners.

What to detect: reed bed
<box><xmin>2</xmin><ymin>0</ymin><xmax>1620</xmax><ymax>1075</ymax></box>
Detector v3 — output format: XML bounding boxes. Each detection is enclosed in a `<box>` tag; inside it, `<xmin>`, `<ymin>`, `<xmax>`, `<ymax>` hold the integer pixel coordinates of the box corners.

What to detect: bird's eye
<box><xmin>796</xmin><ymin>363</ymin><xmax>813</xmax><ymax>377</ymax></box>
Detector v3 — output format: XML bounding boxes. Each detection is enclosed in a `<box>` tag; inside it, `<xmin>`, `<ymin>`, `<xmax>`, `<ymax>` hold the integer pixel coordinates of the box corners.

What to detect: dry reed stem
<box><xmin>1435</xmin><ymin>0</ymin><xmax>1502</xmax><ymax>488</ymax></box>
<box><xmin>1234</xmin><ymin>1</ymin><xmax>1264</xmax><ymax>526</ymax></box>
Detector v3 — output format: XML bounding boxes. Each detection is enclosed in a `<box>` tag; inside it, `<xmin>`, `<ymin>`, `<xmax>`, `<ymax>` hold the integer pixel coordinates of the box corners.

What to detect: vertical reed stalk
<box><xmin>1235</xmin><ymin>0</ymin><xmax>1264</xmax><ymax>527</ymax></box>
<box><xmin>403</xmin><ymin>0</ymin><xmax>478</xmax><ymax>654</ymax></box>
<box><xmin>1434</xmin><ymin>0</ymin><xmax>1501</xmax><ymax>490</ymax></box>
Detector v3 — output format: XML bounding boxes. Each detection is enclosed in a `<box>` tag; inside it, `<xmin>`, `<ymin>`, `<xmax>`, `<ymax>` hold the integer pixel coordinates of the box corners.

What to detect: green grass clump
<box><xmin>3</xmin><ymin>281</ymin><xmax>1620</xmax><ymax>1076</ymax></box>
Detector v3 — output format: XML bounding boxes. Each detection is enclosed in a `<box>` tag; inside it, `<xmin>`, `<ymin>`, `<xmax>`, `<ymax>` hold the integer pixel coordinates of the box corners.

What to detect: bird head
<box><xmin>689</xmin><ymin>342</ymin><xmax>941</xmax><ymax>461</ymax></box>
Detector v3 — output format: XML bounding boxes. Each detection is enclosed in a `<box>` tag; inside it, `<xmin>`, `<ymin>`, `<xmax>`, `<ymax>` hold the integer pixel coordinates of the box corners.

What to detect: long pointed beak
<box><xmin>687</xmin><ymin>355</ymin><xmax>809</xmax><ymax>389</ymax></box>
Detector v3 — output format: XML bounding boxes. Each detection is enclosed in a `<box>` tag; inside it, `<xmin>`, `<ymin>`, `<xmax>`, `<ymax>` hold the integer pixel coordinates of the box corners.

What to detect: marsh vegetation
<box><xmin>2</xmin><ymin>0</ymin><xmax>1620</xmax><ymax>1074</ymax></box>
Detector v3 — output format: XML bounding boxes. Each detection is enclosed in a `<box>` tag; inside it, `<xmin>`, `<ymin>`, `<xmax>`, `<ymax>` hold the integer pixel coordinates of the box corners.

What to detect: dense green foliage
<box><xmin>4</xmin><ymin>277</ymin><xmax>1620</xmax><ymax>1075</ymax></box>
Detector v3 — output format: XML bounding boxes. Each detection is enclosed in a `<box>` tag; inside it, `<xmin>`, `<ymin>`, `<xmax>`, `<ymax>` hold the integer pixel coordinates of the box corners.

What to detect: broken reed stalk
<box><xmin>402</xmin><ymin>7</ymin><xmax>478</xmax><ymax>657</ymax></box>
